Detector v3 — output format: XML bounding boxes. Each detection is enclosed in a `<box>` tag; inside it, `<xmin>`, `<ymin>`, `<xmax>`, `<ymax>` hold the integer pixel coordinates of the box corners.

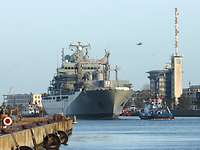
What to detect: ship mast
<box><xmin>104</xmin><ymin>49</ymin><xmax>110</xmax><ymax>80</ymax></box>
<box><xmin>61</xmin><ymin>48</ymin><xmax>65</xmax><ymax>68</ymax></box>
<box><xmin>114</xmin><ymin>65</ymin><xmax>119</xmax><ymax>81</ymax></box>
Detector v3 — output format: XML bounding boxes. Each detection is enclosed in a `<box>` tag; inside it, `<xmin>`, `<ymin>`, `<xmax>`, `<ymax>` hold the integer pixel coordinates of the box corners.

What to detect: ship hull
<box><xmin>66</xmin><ymin>89</ymin><xmax>133</xmax><ymax>119</ymax></box>
<box><xmin>42</xmin><ymin>91</ymin><xmax>81</xmax><ymax>116</ymax></box>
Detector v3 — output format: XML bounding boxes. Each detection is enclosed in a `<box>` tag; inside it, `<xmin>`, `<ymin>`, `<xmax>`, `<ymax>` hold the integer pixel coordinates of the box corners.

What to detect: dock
<box><xmin>0</xmin><ymin>116</ymin><xmax>73</xmax><ymax>150</ymax></box>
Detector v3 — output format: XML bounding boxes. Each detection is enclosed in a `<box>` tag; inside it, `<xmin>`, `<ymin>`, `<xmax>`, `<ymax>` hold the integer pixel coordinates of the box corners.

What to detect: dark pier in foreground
<box><xmin>0</xmin><ymin>116</ymin><xmax>73</xmax><ymax>150</ymax></box>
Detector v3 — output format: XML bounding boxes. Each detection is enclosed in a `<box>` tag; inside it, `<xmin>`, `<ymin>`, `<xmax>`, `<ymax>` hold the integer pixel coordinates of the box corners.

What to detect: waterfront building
<box><xmin>147</xmin><ymin>66</ymin><xmax>172</xmax><ymax>100</ymax></box>
<box><xmin>183</xmin><ymin>85</ymin><xmax>200</xmax><ymax>110</ymax></box>
<box><xmin>32</xmin><ymin>94</ymin><xmax>43</xmax><ymax>107</ymax></box>
<box><xmin>147</xmin><ymin>70</ymin><xmax>167</xmax><ymax>98</ymax></box>
<box><xmin>3</xmin><ymin>93</ymin><xmax>43</xmax><ymax>108</ymax></box>
<box><xmin>165</xmin><ymin>68</ymin><xmax>172</xmax><ymax>100</ymax></box>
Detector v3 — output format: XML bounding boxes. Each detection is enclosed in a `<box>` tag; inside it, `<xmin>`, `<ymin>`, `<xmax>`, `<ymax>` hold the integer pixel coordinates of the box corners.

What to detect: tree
<box><xmin>178</xmin><ymin>94</ymin><xmax>193</xmax><ymax>111</ymax></box>
<box><xmin>132</xmin><ymin>90</ymin><xmax>151</xmax><ymax>109</ymax></box>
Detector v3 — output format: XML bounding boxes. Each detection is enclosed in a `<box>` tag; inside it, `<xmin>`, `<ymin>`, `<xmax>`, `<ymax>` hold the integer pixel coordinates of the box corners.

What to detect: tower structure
<box><xmin>171</xmin><ymin>8</ymin><xmax>183</xmax><ymax>106</ymax></box>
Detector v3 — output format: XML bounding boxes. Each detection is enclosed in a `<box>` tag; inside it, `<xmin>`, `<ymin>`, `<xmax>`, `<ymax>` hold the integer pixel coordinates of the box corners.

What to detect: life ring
<box><xmin>3</xmin><ymin>116</ymin><xmax>13</xmax><ymax>126</ymax></box>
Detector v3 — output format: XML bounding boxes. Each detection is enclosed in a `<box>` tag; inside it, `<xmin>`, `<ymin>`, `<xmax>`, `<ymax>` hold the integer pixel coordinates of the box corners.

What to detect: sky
<box><xmin>0</xmin><ymin>0</ymin><xmax>200</xmax><ymax>102</ymax></box>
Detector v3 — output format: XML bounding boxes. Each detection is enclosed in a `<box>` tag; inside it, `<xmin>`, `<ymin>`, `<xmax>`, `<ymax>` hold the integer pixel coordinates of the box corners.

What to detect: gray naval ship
<box><xmin>42</xmin><ymin>41</ymin><xmax>133</xmax><ymax>119</ymax></box>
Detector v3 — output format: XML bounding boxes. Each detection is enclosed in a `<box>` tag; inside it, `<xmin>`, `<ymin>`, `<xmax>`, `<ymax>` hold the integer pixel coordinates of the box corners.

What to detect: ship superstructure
<box><xmin>42</xmin><ymin>41</ymin><xmax>133</xmax><ymax>119</ymax></box>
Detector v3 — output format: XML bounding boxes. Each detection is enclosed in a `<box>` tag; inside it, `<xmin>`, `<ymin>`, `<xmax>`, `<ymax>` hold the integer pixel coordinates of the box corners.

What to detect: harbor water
<box><xmin>61</xmin><ymin>117</ymin><xmax>200</xmax><ymax>150</ymax></box>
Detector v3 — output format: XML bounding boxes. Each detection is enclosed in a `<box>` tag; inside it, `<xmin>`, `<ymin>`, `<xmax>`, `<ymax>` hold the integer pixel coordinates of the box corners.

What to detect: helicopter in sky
<box><xmin>136</xmin><ymin>42</ymin><xmax>143</xmax><ymax>46</ymax></box>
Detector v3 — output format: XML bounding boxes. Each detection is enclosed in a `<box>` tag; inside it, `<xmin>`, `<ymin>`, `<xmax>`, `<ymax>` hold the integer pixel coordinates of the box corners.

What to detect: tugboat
<box><xmin>139</xmin><ymin>98</ymin><xmax>174</xmax><ymax>120</ymax></box>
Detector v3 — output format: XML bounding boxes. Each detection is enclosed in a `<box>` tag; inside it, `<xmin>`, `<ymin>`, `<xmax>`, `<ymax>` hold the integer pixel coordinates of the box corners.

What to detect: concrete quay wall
<box><xmin>0</xmin><ymin>119</ymin><xmax>73</xmax><ymax>150</ymax></box>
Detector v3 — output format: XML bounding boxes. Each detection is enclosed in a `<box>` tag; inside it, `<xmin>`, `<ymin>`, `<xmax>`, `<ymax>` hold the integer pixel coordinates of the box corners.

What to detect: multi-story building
<box><xmin>32</xmin><ymin>94</ymin><xmax>43</xmax><ymax>108</ymax></box>
<box><xmin>147</xmin><ymin>67</ymin><xmax>172</xmax><ymax>100</ymax></box>
<box><xmin>3</xmin><ymin>93</ymin><xmax>43</xmax><ymax>108</ymax></box>
<box><xmin>165</xmin><ymin>69</ymin><xmax>172</xmax><ymax>100</ymax></box>
<box><xmin>183</xmin><ymin>85</ymin><xmax>200</xmax><ymax>110</ymax></box>
<box><xmin>3</xmin><ymin>94</ymin><xmax>31</xmax><ymax>107</ymax></box>
<box><xmin>147</xmin><ymin>70</ymin><xmax>167</xmax><ymax>98</ymax></box>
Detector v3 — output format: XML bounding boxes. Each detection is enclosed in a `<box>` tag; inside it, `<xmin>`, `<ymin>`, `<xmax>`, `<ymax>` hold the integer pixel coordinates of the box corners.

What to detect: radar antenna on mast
<box><xmin>69</xmin><ymin>41</ymin><xmax>91</xmax><ymax>61</ymax></box>
<box><xmin>69</xmin><ymin>41</ymin><xmax>91</xmax><ymax>52</ymax></box>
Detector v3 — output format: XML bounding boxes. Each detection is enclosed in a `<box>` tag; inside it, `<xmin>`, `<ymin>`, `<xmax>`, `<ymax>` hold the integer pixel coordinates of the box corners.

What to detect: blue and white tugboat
<box><xmin>139</xmin><ymin>98</ymin><xmax>174</xmax><ymax>120</ymax></box>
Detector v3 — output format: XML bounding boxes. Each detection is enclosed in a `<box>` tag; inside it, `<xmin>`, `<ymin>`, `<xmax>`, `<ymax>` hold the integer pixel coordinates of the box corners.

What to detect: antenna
<box><xmin>175</xmin><ymin>8</ymin><xmax>180</xmax><ymax>56</ymax></box>
<box><xmin>56</xmin><ymin>51</ymin><xmax>59</xmax><ymax>74</ymax></box>
<box><xmin>189</xmin><ymin>81</ymin><xmax>191</xmax><ymax>87</ymax></box>
<box><xmin>61</xmin><ymin>48</ymin><xmax>65</xmax><ymax>68</ymax></box>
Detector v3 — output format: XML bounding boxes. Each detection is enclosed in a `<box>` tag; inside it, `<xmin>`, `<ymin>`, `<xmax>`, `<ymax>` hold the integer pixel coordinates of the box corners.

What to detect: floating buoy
<box><xmin>43</xmin><ymin>133</ymin><xmax>61</xmax><ymax>150</ymax></box>
<box><xmin>3</xmin><ymin>116</ymin><xmax>13</xmax><ymax>126</ymax></box>
<box><xmin>56</xmin><ymin>131</ymin><xmax>68</xmax><ymax>145</ymax></box>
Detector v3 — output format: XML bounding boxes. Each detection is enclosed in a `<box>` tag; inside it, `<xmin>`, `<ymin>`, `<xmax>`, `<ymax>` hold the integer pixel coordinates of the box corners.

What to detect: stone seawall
<box><xmin>0</xmin><ymin>119</ymin><xmax>73</xmax><ymax>150</ymax></box>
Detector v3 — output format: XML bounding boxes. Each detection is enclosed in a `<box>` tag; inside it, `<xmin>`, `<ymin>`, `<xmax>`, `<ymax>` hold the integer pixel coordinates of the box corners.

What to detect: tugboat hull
<box><xmin>139</xmin><ymin>115</ymin><xmax>175</xmax><ymax>120</ymax></box>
